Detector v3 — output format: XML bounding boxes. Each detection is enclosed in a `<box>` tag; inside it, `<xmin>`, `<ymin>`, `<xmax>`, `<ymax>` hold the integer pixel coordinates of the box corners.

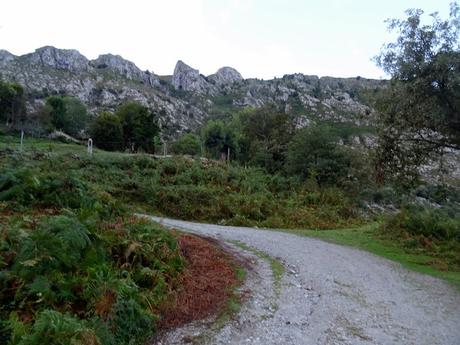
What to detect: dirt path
<box><xmin>147</xmin><ymin>216</ymin><xmax>460</xmax><ymax>345</ymax></box>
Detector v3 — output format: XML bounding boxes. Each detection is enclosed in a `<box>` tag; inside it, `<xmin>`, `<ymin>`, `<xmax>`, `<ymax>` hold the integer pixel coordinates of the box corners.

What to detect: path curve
<box><xmin>148</xmin><ymin>216</ymin><xmax>460</xmax><ymax>345</ymax></box>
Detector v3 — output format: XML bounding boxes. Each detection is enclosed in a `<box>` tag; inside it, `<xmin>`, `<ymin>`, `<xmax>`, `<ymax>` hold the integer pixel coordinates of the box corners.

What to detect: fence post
<box><xmin>20</xmin><ymin>130</ymin><xmax>24</xmax><ymax>151</ymax></box>
<box><xmin>87</xmin><ymin>138</ymin><xmax>93</xmax><ymax>156</ymax></box>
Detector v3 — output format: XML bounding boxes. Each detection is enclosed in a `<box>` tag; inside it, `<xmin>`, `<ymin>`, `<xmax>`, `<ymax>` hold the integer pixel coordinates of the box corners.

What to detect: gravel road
<box><xmin>147</xmin><ymin>216</ymin><xmax>460</xmax><ymax>345</ymax></box>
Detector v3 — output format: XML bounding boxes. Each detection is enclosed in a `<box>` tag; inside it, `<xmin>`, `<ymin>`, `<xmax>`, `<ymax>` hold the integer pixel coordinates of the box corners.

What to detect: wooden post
<box><xmin>87</xmin><ymin>138</ymin><xmax>93</xmax><ymax>156</ymax></box>
<box><xmin>20</xmin><ymin>130</ymin><xmax>24</xmax><ymax>151</ymax></box>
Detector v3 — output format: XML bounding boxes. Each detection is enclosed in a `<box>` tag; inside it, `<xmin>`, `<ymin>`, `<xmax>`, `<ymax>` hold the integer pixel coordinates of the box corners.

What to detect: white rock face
<box><xmin>22</xmin><ymin>46</ymin><xmax>90</xmax><ymax>72</ymax></box>
<box><xmin>0</xmin><ymin>50</ymin><xmax>16</xmax><ymax>68</ymax></box>
<box><xmin>90</xmin><ymin>54</ymin><xmax>160</xmax><ymax>87</ymax></box>
<box><xmin>208</xmin><ymin>66</ymin><xmax>243</xmax><ymax>85</ymax></box>
<box><xmin>172</xmin><ymin>60</ymin><xmax>215</xmax><ymax>94</ymax></box>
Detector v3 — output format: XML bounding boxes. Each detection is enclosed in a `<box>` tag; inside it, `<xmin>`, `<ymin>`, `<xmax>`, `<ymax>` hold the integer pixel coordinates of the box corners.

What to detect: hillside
<box><xmin>0</xmin><ymin>46</ymin><xmax>385</xmax><ymax>137</ymax></box>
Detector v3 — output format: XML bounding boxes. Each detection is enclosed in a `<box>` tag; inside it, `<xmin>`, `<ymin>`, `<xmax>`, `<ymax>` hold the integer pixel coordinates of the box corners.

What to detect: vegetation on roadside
<box><xmin>0</xmin><ymin>138</ymin><xmax>244</xmax><ymax>345</ymax></box>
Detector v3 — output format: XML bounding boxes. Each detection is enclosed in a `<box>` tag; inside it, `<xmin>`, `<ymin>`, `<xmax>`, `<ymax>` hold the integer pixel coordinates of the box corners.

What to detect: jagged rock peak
<box><xmin>23</xmin><ymin>46</ymin><xmax>90</xmax><ymax>72</ymax></box>
<box><xmin>172</xmin><ymin>60</ymin><xmax>212</xmax><ymax>93</ymax></box>
<box><xmin>0</xmin><ymin>49</ymin><xmax>15</xmax><ymax>60</ymax></box>
<box><xmin>90</xmin><ymin>53</ymin><xmax>156</xmax><ymax>83</ymax></box>
<box><xmin>209</xmin><ymin>66</ymin><xmax>243</xmax><ymax>85</ymax></box>
<box><xmin>0</xmin><ymin>50</ymin><xmax>16</xmax><ymax>67</ymax></box>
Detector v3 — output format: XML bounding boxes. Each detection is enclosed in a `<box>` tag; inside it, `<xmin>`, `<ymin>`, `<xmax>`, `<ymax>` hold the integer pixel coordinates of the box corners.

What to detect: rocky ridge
<box><xmin>0</xmin><ymin>46</ymin><xmax>385</xmax><ymax>136</ymax></box>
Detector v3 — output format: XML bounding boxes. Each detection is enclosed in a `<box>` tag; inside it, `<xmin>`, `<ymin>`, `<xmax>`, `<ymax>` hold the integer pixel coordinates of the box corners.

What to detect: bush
<box><xmin>171</xmin><ymin>133</ymin><xmax>201</xmax><ymax>156</ymax></box>
<box><xmin>384</xmin><ymin>205</ymin><xmax>460</xmax><ymax>242</ymax></box>
<box><xmin>45</xmin><ymin>96</ymin><xmax>88</xmax><ymax>137</ymax></box>
<box><xmin>286</xmin><ymin>125</ymin><xmax>350</xmax><ymax>186</ymax></box>
<box><xmin>90</xmin><ymin>112</ymin><xmax>124</xmax><ymax>151</ymax></box>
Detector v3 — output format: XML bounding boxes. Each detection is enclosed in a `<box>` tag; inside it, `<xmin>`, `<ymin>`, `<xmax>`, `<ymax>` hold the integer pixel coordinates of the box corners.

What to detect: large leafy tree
<box><xmin>286</xmin><ymin>125</ymin><xmax>350</xmax><ymax>186</ymax></box>
<box><xmin>116</xmin><ymin>101</ymin><xmax>160</xmax><ymax>153</ymax></box>
<box><xmin>236</xmin><ymin>106</ymin><xmax>294</xmax><ymax>172</ymax></box>
<box><xmin>201</xmin><ymin>120</ymin><xmax>237</xmax><ymax>160</ymax></box>
<box><xmin>90</xmin><ymin>111</ymin><xmax>124</xmax><ymax>151</ymax></box>
<box><xmin>374</xmin><ymin>2</ymin><xmax>460</xmax><ymax>184</ymax></box>
<box><xmin>45</xmin><ymin>96</ymin><xmax>88</xmax><ymax>137</ymax></box>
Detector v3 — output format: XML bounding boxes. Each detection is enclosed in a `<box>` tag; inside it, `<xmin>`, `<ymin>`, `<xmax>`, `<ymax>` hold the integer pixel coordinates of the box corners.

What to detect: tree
<box><xmin>116</xmin><ymin>102</ymin><xmax>159</xmax><ymax>153</ymax></box>
<box><xmin>236</xmin><ymin>106</ymin><xmax>294</xmax><ymax>172</ymax></box>
<box><xmin>201</xmin><ymin>120</ymin><xmax>236</xmax><ymax>160</ymax></box>
<box><xmin>171</xmin><ymin>133</ymin><xmax>201</xmax><ymax>156</ymax></box>
<box><xmin>0</xmin><ymin>81</ymin><xmax>26</xmax><ymax>128</ymax></box>
<box><xmin>45</xmin><ymin>96</ymin><xmax>88</xmax><ymax>137</ymax></box>
<box><xmin>90</xmin><ymin>111</ymin><xmax>123</xmax><ymax>151</ymax></box>
<box><xmin>63</xmin><ymin>97</ymin><xmax>88</xmax><ymax>137</ymax></box>
<box><xmin>374</xmin><ymin>2</ymin><xmax>460</xmax><ymax>184</ymax></box>
<box><xmin>286</xmin><ymin>125</ymin><xmax>350</xmax><ymax>186</ymax></box>
<box><xmin>46</xmin><ymin>96</ymin><xmax>67</xmax><ymax>131</ymax></box>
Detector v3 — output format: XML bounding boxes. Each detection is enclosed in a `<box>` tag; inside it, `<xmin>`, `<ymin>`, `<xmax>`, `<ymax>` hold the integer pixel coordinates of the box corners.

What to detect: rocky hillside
<box><xmin>0</xmin><ymin>46</ymin><xmax>386</xmax><ymax>137</ymax></box>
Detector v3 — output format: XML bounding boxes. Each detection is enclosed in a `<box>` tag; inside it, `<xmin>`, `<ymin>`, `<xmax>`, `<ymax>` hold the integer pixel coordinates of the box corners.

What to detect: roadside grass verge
<box><xmin>229</xmin><ymin>240</ymin><xmax>284</xmax><ymax>295</ymax></box>
<box><xmin>278</xmin><ymin>223</ymin><xmax>460</xmax><ymax>290</ymax></box>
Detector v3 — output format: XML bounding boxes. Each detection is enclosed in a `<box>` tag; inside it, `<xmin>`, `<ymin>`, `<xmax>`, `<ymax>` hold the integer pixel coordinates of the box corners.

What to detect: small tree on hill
<box><xmin>286</xmin><ymin>125</ymin><xmax>350</xmax><ymax>186</ymax></box>
<box><xmin>201</xmin><ymin>120</ymin><xmax>236</xmax><ymax>160</ymax></box>
<box><xmin>90</xmin><ymin>111</ymin><xmax>124</xmax><ymax>151</ymax></box>
<box><xmin>116</xmin><ymin>101</ymin><xmax>160</xmax><ymax>153</ymax></box>
<box><xmin>171</xmin><ymin>133</ymin><xmax>201</xmax><ymax>156</ymax></box>
<box><xmin>45</xmin><ymin>96</ymin><xmax>88</xmax><ymax>137</ymax></box>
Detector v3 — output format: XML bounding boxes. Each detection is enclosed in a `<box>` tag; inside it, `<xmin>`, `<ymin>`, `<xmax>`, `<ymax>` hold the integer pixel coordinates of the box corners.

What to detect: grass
<box><xmin>276</xmin><ymin>223</ymin><xmax>460</xmax><ymax>290</ymax></box>
<box><xmin>229</xmin><ymin>240</ymin><xmax>284</xmax><ymax>294</ymax></box>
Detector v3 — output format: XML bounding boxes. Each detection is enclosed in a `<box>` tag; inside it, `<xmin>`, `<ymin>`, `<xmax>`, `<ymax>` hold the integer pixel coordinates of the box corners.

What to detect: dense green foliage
<box><xmin>171</xmin><ymin>133</ymin><xmax>201</xmax><ymax>156</ymax></box>
<box><xmin>385</xmin><ymin>205</ymin><xmax>460</xmax><ymax>242</ymax></box>
<box><xmin>0</xmin><ymin>81</ymin><xmax>26</xmax><ymax>128</ymax></box>
<box><xmin>374</xmin><ymin>2</ymin><xmax>460</xmax><ymax>184</ymax></box>
<box><xmin>44</xmin><ymin>96</ymin><xmax>89</xmax><ymax>137</ymax></box>
<box><xmin>201</xmin><ymin>120</ymin><xmax>236</xmax><ymax>160</ymax></box>
<box><xmin>235</xmin><ymin>107</ymin><xmax>294</xmax><ymax>172</ymax></box>
<box><xmin>0</xmin><ymin>150</ymin><xmax>185</xmax><ymax>344</ymax></box>
<box><xmin>381</xmin><ymin>203</ymin><xmax>460</xmax><ymax>272</ymax></box>
<box><xmin>116</xmin><ymin>102</ymin><xmax>160</xmax><ymax>153</ymax></box>
<box><xmin>286</xmin><ymin>126</ymin><xmax>350</xmax><ymax>186</ymax></box>
<box><xmin>90</xmin><ymin>112</ymin><xmax>124</xmax><ymax>151</ymax></box>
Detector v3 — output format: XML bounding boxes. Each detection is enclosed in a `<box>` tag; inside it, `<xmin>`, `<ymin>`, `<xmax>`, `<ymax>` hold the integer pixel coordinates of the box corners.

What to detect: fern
<box><xmin>15</xmin><ymin>310</ymin><xmax>100</xmax><ymax>345</ymax></box>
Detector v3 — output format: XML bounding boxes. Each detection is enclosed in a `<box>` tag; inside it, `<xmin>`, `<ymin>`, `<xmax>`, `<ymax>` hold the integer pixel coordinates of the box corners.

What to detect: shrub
<box><xmin>286</xmin><ymin>125</ymin><xmax>350</xmax><ymax>186</ymax></box>
<box><xmin>90</xmin><ymin>112</ymin><xmax>124</xmax><ymax>151</ymax></box>
<box><xmin>171</xmin><ymin>133</ymin><xmax>201</xmax><ymax>156</ymax></box>
<box><xmin>384</xmin><ymin>205</ymin><xmax>460</xmax><ymax>242</ymax></box>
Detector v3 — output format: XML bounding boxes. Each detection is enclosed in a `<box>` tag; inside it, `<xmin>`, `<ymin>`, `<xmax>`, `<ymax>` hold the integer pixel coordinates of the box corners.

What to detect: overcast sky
<box><xmin>0</xmin><ymin>0</ymin><xmax>453</xmax><ymax>79</ymax></box>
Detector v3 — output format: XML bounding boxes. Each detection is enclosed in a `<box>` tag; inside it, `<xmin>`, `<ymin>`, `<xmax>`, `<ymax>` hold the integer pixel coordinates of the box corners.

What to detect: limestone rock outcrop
<box><xmin>22</xmin><ymin>46</ymin><xmax>90</xmax><ymax>72</ymax></box>
<box><xmin>208</xmin><ymin>66</ymin><xmax>243</xmax><ymax>85</ymax></box>
<box><xmin>172</xmin><ymin>60</ymin><xmax>216</xmax><ymax>94</ymax></box>
<box><xmin>90</xmin><ymin>54</ymin><xmax>160</xmax><ymax>87</ymax></box>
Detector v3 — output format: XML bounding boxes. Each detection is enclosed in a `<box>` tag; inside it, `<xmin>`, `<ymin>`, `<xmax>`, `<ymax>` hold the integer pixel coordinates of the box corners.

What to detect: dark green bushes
<box><xmin>384</xmin><ymin>205</ymin><xmax>460</xmax><ymax>242</ymax></box>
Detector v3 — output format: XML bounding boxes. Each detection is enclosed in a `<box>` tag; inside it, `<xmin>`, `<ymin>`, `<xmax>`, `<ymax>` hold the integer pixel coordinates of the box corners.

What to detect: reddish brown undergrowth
<box><xmin>158</xmin><ymin>233</ymin><xmax>240</xmax><ymax>329</ymax></box>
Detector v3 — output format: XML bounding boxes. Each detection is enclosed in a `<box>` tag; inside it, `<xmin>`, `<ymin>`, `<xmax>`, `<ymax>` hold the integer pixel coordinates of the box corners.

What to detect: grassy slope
<box><xmin>2</xmin><ymin>134</ymin><xmax>458</xmax><ymax>290</ymax></box>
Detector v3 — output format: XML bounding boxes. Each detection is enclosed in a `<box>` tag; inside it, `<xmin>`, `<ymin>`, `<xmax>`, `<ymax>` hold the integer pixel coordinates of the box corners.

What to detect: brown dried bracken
<box><xmin>158</xmin><ymin>233</ymin><xmax>239</xmax><ymax>329</ymax></box>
